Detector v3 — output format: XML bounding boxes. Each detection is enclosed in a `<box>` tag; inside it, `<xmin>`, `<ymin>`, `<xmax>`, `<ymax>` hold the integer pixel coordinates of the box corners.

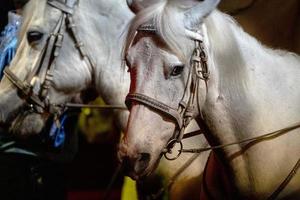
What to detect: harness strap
<box><xmin>181</xmin><ymin>121</ymin><xmax>300</xmax><ymax>153</ymax></box>
<box><xmin>38</xmin><ymin>34</ymin><xmax>59</xmax><ymax>98</ymax></box>
<box><xmin>4</xmin><ymin>67</ymin><xmax>31</xmax><ymax>95</ymax></box>
<box><xmin>126</xmin><ymin>93</ymin><xmax>183</xmax><ymax>129</ymax></box>
<box><xmin>66</xmin><ymin>15</ymin><xmax>96</xmax><ymax>76</ymax></box>
<box><xmin>267</xmin><ymin>158</ymin><xmax>300</xmax><ymax>200</ymax></box>
<box><xmin>182</xmin><ymin>129</ymin><xmax>202</xmax><ymax>139</ymax></box>
<box><xmin>181</xmin><ymin>121</ymin><xmax>300</xmax><ymax>200</ymax></box>
<box><xmin>40</xmin><ymin>15</ymin><xmax>65</xmax><ymax>99</ymax></box>
<box><xmin>65</xmin><ymin>103</ymin><xmax>127</xmax><ymax>110</ymax></box>
<box><xmin>4</xmin><ymin>68</ymin><xmax>46</xmax><ymax>110</ymax></box>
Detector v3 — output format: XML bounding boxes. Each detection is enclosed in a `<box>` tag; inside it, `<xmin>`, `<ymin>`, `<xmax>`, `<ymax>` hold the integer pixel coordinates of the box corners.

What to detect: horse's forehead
<box><xmin>134</xmin><ymin>36</ymin><xmax>181</xmax><ymax>61</ymax></box>
<box><xmin>131</xmin><ymin>37</ymin><xmax>158</xmax><ymax>61</ymax></box>
<box><xmin>135</xmin><ymin>36</ymin><xmax>157</xmax><ymax>51</ymax></box>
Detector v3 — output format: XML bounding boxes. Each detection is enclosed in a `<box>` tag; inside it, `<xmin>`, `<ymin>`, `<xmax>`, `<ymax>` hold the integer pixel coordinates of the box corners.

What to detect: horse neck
<box><xmin>76</xmin><ymin>0</ymin><xmax>133</xmax><ymax>105</ymax></box>
<box><xmin>203</xmin><ymin>10</ymin><xmax>300</xmax><ymax>140</ymax></box>
<box><xmin>199</xmin><ymin>11</ymin><xmax>300</xmax><ymax>195</ymax></box>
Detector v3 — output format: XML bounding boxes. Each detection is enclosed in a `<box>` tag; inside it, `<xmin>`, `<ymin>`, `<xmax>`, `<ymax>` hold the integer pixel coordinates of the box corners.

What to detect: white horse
<box><xmin>119</xmin><ymin>0</ymin><xmax>300</xmax><ymax>199</ymax></box>
<box><xmin>0</xmin><ymin>0</ymin><xmax>132</xmax><ymax>134</ymax></box>
<box><xmin>0</xmin><ymin>0</ymin><xmax>209</xmax><ymax>199</ymax></box>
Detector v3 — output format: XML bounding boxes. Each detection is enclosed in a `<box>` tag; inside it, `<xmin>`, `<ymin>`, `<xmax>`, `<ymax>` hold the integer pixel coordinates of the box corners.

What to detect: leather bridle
<box><xmin>3</xmin><ymin>0</ymin><xmax>98</xmax><ymax>124</ymax></box>
<box><xmin>125</xmin><ymin>23</ymin><xmax>209</xmax><ymax>160</ymax></box>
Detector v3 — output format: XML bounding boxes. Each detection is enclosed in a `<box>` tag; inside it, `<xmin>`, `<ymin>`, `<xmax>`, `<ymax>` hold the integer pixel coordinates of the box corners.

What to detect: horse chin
<box><xmin>9</xmin><ymin>113</ymin><xmax>45</xmax><ymax>137</ymax></box>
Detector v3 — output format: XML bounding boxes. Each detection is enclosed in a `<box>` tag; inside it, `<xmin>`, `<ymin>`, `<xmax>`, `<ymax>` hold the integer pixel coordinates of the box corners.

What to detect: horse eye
<box><xmin>170</xmin><ymin>65</ymin><xmax>184</xmax><ymax>76</ymax></box>
<box><xmin>27</xmin><ymin>31</ymin><xmax>44</xmax><ymax>44</ymax></box>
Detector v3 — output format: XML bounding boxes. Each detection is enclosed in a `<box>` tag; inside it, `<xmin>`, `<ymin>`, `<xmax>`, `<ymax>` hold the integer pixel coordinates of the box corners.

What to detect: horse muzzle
<box><xmin>118</xmin><ymin>143</ymin><xmax>152</xmax><ymax>180</ymax></box>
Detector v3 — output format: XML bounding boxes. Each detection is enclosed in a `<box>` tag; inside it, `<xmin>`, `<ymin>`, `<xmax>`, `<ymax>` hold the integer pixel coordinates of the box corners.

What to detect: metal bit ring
<box><xmin>164</xmin><ymin>139</ymin><xmax>183</xmax><ymax>161</ymax></box>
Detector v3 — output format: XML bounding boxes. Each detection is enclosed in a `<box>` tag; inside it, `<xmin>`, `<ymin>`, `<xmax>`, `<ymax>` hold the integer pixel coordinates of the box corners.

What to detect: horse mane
<box><xmin>205</xmin><ymin>11</ymin><xmax>250</xmax><ymax>99</ymax></box>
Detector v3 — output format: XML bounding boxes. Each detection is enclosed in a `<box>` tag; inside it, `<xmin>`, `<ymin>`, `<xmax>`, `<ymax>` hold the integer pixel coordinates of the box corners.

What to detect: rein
<box><xmin>65</xmin><ymin>103</ymin><xmax>126</xmax><ymax>110</ymax></box>
<box><xmin>180</xmin><ymin>122</ymin><xmax>300</xmax><ymax>200</ymax></box>
<box><xmin>181</xmin><ymin>122</ymin><xmax>300</xmax><ymax>153</ymax></box>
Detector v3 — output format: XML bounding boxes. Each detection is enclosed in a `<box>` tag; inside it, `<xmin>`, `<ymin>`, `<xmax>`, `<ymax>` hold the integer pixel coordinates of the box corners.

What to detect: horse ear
<box><xmin>184</xmin><ymin>0</ymin><xmax>220</xmax><ymax>30</ymax></box>
<box><xmin>126</xmin><ymin>0</ymin><xmax>160</xmax><ymax>14</ymax></box>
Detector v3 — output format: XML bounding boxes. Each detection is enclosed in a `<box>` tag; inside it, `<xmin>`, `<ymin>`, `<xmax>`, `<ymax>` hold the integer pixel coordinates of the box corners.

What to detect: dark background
<box><xmin>0</xmin><ymin>0</ymin><xmax>15</xmax><ymax>31</ymax></box>
<box><xmin>0</xmin><ymin>0</ymin><xmax>299</xmax><ymax>199</ymax></box>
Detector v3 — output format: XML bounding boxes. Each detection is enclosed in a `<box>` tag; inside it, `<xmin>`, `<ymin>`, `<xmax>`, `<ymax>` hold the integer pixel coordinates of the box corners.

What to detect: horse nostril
<box><xmin>137</xmin><ymin>153</ymin><xmax>151</xmax><ymax>171</ymax></box>
<box><xmin>27</xmin><ymin>31</ymin><xmax>44</xmax><ymax>44</ymax></box>
<box><xmin>121</xmin><ymin>153</ymin><xmax>151</xmax><ymax>176</ymax></box>
<box><xmin>138</xmin><ymin>153</ymin><xmax>151</xmax><ymax>164</ymax></box>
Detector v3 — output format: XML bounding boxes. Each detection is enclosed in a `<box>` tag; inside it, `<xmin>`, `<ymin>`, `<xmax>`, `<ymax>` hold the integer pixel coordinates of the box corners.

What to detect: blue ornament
<box><xmin>49</xmin><ymin>114</ymin><xmax>67</xmax><ymax>148</ymax></box>
<box><xmin>0</xmin><ymin>11</ymin><xmax>22</xmax><ymax>79</ymax></box>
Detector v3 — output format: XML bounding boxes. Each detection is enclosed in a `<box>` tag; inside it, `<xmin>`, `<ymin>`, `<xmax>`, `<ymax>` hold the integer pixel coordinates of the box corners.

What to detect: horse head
<box><xmin>118</xmin><ymin>0</ymin><xmax>220</xmax><ymax>179</ymax></box>
<box><xmin>0</xmin><ymin>0</ymin><xmax>131</xmax><ymax>136</ymax></box>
